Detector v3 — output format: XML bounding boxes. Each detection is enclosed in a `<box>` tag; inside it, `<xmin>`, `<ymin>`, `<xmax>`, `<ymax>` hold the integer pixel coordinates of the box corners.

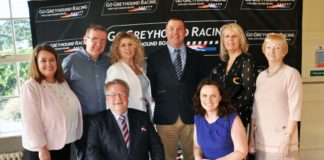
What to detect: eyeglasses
<box><xmin>106</xmin><ymin>92</ymin><xmax>127</xmax><ymax>99</ymax></box>
<box><xmin>86</xmin><ymin>36</ymin><xmax>107</xmax><ymax>44</ymax></box>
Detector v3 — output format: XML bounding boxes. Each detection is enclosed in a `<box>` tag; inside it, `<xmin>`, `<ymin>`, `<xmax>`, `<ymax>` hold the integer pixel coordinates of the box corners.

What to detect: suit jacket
<box><xmin>20</xmin><ymin>79</ymin><xmax>83</xmax><ymax>151</ymax></box>
<box><xmin>106</xmin><ymin>61</ymin><xmax>154</xmax><ymax>112</ymax></box>
<box><xmin>86</xmin><ymin>108</ymin><xmax>164</xmax><ymax>160</ymax></box>
<box><xmin>147</xmin><ymin>46</ymin><xmax>204</xmax><ymax>124</ymax></box>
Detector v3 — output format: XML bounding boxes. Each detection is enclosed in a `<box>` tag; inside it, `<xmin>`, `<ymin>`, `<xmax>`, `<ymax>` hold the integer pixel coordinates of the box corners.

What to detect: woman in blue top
<box><xmin>193</xmin><ymin>78</ymin><xmax>248</xmax><ymax>160</ymax></box>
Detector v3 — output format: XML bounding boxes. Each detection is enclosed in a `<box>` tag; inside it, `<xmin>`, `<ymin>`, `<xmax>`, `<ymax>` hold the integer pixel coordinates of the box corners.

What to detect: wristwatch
<box><xmin>284</xmin><ymin>132</ymin><xmax>291</xmax><ymax>138</ymax></box>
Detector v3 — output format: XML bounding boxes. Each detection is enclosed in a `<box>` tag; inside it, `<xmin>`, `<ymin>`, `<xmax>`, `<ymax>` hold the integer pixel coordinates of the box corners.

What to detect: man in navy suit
<box><xmin>147</xmin><ymin>17</ymin><xmax>204</xmax><ymax>160</ymax></box>
<box><xmin>86</xmin><ymin>79</ymin><xmax>164</xmax><ymax>160</ymax></box>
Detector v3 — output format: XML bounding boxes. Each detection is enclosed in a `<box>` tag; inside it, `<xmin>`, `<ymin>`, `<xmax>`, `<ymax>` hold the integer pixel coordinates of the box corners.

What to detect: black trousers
<box><xmin>25</xmin><ymin>144</ymin><xmax>70</xmax><ymax>160</ymax></box>
<box><xmin>74</xmin><ymin>115</ymin><xmax>90</xmax><ymax>160</ymax></box>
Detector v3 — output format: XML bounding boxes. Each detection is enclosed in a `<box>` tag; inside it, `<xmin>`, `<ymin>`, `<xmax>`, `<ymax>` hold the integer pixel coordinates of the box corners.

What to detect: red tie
<box><xmin>118</xmin><ymin>116</ymin><xmax>130</xmax><ymax>147</ymax></box>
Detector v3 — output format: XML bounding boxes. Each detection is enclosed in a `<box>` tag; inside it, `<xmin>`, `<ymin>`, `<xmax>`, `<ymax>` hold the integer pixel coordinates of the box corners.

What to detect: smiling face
<box><xmin>84</xmin><ymin>29</ymin><xmax>107</xmax><ymax>60</ymax></box>
<box><xmin>37</xmin><ymin>50</ymin><xmax>57</xmax><ymax>83</ymax></box>
<box><xmin>222</xmin><ymin>28</ymin><xmax>241</xmax><ymax>53</ymax></box>
<box><xmin>262</xmin><ymin>33</ymin><xmax>288</xmax><ymax>64</ymax></box>
<box><xmin>263</xmin><ymin>40</ymin><xmax>287</xmax><ymax>63</ymax></box>
<box><xmin>166</xmin><ymin>19</ymin><xmax>186</xmax><ymax>48</ymax></box>
<box><xmin>200</xmin><ymin>85</ymin><xmax>222</xmax><ymax>114</ymax></box>
<box><xmin>119</xmin><ymin>38</ymin><xmax>136</xmax><ymax>62</ymax></box>
<box><xmin>106</xmin><ymin>83</ymin><xmax>129</xmax><ymax>115</ymax></box>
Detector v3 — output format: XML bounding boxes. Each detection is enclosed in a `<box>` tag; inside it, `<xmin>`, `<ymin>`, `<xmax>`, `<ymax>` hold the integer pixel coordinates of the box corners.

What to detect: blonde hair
<box><xmin>109</xmin><ymin>32</ymin><xmax>145</xmax><ymax>66</ymax></box>
<box><xmin>262</xmin><ymin>33</ymin><xmax>288</xmax><ymax>55</ymax></box>
<box><xmin>219</xmin><ymin>23</ymin><xmax>249</xmax><ymax>61</ymax></box>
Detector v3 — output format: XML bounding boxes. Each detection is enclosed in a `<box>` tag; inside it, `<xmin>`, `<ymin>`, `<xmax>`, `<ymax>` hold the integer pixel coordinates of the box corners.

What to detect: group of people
<box><xmin>20</xmin><ymin>17</ymin><xmax>302</xmax><ymax>160</ymax></box>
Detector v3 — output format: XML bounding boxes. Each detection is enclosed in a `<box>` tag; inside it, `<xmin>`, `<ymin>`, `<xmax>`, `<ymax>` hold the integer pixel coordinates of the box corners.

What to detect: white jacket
<box><xmin>106</xmin><ymin>61</ymin><xmax>154</xmax><ymax>113</ymax></box>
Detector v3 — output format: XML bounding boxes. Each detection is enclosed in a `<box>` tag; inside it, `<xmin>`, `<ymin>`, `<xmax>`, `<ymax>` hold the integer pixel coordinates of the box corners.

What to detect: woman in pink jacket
<box><xmin>20</xmin><ymin>44</ymin><xmax>83</xmax><ymax>160</ymax></box>
<box><xmin>248</xmin><ymin>33</ymin><xmax>302</xmax><ymax>159</ymax></box>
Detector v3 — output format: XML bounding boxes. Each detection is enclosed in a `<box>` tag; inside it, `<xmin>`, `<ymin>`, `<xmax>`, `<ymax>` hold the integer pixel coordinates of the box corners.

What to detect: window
<box><xmin>0</xmin><ymin>0</ymin><xmax>32</xmax><ymax>137</ymax></box>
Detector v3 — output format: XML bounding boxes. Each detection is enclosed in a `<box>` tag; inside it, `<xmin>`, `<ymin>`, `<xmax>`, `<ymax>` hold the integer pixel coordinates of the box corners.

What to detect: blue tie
<box><xmin>173</xmin><ymin>49</ymin><xmax>182</xmax><ymax>80</ymax></box>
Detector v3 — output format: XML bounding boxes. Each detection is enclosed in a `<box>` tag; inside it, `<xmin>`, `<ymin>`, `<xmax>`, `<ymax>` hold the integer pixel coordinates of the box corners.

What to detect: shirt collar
<box><xmin>111</xmin><ymin>109</ymin><xmax>128</xmax><ymax>122</ymax></box>
<box><xmin>79</xmin><ymin>48</ymin><xmax>91</xmax><ymax>61</ymax></box>
<box><xmin>167</xmin><ymin>44</ymin><xmax>185</xmax><ymax>54</ymax></box>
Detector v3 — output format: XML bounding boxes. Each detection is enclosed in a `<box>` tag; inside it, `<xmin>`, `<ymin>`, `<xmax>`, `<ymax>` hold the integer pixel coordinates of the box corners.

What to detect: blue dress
<box><xmin>194</xmin><ymin>113</ymin><xmax>236</xmax><ymax>159</ymax></box>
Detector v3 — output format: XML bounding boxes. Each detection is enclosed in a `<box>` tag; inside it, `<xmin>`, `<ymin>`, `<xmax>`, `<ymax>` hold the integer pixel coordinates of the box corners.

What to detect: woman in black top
<box><xmin>210</xmin><ymin>23</ymin><xmax>256</xmax><ymax>127</ymax></box>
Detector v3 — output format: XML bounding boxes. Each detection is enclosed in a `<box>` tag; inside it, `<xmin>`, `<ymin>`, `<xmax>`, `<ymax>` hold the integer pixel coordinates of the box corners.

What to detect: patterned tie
<box><xmin>173</xmin><ymin>49</ymin><xmax>182</xmax><ymax>80</ymax></box>
<box><xmin>118</xmin><ymin>116</ymin><xmax>130</xmax><ymax>147</ymax></box>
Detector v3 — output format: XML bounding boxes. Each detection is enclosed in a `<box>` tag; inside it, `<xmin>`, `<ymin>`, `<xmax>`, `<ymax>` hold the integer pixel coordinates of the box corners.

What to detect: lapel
<box><xmin>162</xmin><ymin>46</ymin><xmax>185</xmax><ymax>81</ymax></box>
<box><xmin>181</xmin><ymin>47</ymin><xmax>192</xmax><ymax>80</ymax></box>
<box><xmin>127</xmin><ymin>110</ymin><xmax>140</xmax><ymax>152</ymax></box>
<box><xmin>107</xmin><ymin>110</ymin><xmax>129</xmax><ymax>151</ymax></box>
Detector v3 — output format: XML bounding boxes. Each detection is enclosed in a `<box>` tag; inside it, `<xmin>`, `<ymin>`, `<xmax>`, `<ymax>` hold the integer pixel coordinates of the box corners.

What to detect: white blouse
<box><xmin>47</xmin><ymin>81</ymin><xmax>80</xmax><ymax>144</ymax></box>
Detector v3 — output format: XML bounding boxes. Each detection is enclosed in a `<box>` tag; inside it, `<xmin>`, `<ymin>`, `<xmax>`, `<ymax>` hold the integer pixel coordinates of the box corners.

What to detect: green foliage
<box><xmin>14</xmin><ymin>20</ymin><xmax>32</xmax><ymax>45</ymax></box>
<box><xmin>19</xmin><ymin>62</ymin><xmax>30</xmax><ymax>84</ymax></box>
<box><xmin>0</xmin><ymin>62</ymin><xmax>29</xmax><ymax>122</ymax></box>
<box><xmin>0</xmin><ymin>63</ymin><xmax>16</xmax><ymax>97</ymax></box>
<box><xmin>0</xmin><ymin>19</ymin><xmax>32</xmax><ymax>122</ymax></box>
<box><xmin>17</xmin><ymin>47</ymin><xmax>33</xmax><ymax>55</ymax></box>
<box><xmin>0</xmin><ymin>20</ymin><xmax>32</xmax><ymax>54</ymax></box>
<box><xmin>0</xmin><ymin>20</ymin><xmax>13</xmax><ymax>50</ymax></box>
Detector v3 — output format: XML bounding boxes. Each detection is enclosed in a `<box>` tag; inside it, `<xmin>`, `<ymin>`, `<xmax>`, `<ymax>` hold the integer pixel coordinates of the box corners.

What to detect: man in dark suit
<box><xmin>86</xmin><ymin>79</ymin><xmax>164</xmax><ymax>160</ymax></box>
<box><xmin>146</xmin><ymin>17</ymin><xmax>204</xmax><ymax>160</ymax></box>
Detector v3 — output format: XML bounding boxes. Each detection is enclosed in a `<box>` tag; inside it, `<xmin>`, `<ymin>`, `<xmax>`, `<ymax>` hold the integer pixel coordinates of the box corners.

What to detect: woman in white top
<box><xmin>248</xmin><ymin>33</ymin><xmax>302</xmax><ymax>160</ymax></box>
<box><xmin>20</xmin><ymin>44</ymin><xmax>83</xmax><ymax>160</ymax></box>
<box><xmin>106</xmin><ymin>32</ymin><xmax>154</xmax><ymax>116</ymax></box>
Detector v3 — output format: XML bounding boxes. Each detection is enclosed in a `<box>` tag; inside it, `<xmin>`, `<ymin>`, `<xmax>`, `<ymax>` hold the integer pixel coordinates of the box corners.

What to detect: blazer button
<box><xmin>282</xmin><ymin>126</ymin><xmax>286</xmax><ymax>129</ymax></box>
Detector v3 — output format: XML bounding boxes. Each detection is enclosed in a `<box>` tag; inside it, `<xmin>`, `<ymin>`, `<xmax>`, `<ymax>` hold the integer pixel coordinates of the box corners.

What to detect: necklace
<box><xmin>266</xmin><ymin>63</ymin><xmax>283</xmax><ymax>77</ymax></box>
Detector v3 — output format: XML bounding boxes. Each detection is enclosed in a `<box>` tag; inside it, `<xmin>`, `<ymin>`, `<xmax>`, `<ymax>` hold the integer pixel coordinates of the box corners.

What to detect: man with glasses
<box><xmin>87</xmin><ymin>79</ymin><xmax>164</xmax><ymax>160</ymax></box>
<box><xmin>62</xmin><ymin>24</ymin><xmax>109</xmax><ymax>160</ymax></box>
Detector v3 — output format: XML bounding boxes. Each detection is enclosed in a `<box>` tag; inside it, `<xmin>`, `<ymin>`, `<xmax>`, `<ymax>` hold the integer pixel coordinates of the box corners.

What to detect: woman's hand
<box><xmin>278</xmin><ymin>136</ymin><xmax>291</xmax><ymax>157</ymax></box>
<box><xmin>248</xmin><ymin>135</ymin><xmax>256</xmax><ymax>154</ymax></box>
<box><xmin>248</xmin><ymin>119</ymin><xmax>257</xmax><ymax>154</ymax></box>
<box><xmin>39</xmin><ymin>146</ymin><xmax>51</xmax><ymax>160</ymax></box>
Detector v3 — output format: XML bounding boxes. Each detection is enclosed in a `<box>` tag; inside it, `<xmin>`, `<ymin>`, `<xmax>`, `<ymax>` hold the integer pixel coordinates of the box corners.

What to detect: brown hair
<box><xmin>193</xmin><ymin>78</ymin><xmax>236</xmax><ymax>118</ymax></box>
<box><xmin>104</xmin><ymin>79</ymin><xmax>130</xmax><ymax>95</ymax></box>
<box><xmin>219</xmin><ymin>23</ymin><xmax>249</xmax><ymax>61</ymax></box>
<box><xmin>84</xmin><ymin>24</ymin><xmax>107</xmax><ymax>36</ymax></box>
<box><xmin>109</xmin><ymin>32</ymin><xmax>145</xmax><ymax>66</ymax></box>
<box><xmin>166</xmin><ymin>17</ymin><xmax>186</xmax><ymax>28</ymax></box>
<box><xmin>29</xmin><ymin>44</ymin><xmax>65</xmax><ymax>83</ymax></box>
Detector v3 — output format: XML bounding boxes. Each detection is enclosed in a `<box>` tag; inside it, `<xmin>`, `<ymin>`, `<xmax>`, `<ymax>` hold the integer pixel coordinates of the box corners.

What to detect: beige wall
<box><xmin>302</xmin><ymin>0</ymin><xmax>324</xmax><ymax>82</ymax></box>
<box><xmin>300</xmin><ymin>83</ymin><xmax>324</xmax><ymax>158</ymax></box>
<box><xmin>300</xmin><ymin>0</ymin><xmax>324</xmax><ymax>159</ymax></box>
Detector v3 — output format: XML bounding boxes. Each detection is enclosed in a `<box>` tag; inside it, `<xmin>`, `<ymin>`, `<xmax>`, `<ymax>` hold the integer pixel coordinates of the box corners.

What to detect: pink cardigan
<box><xmin>20</xmin><ymin>79</ymin><xmax>83</xmax><ymax>151</ymax></box>
<box><xmin>252</xmin><ymin>64</ymin><xmax>302</xmax><ymax>153</ymax></box>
